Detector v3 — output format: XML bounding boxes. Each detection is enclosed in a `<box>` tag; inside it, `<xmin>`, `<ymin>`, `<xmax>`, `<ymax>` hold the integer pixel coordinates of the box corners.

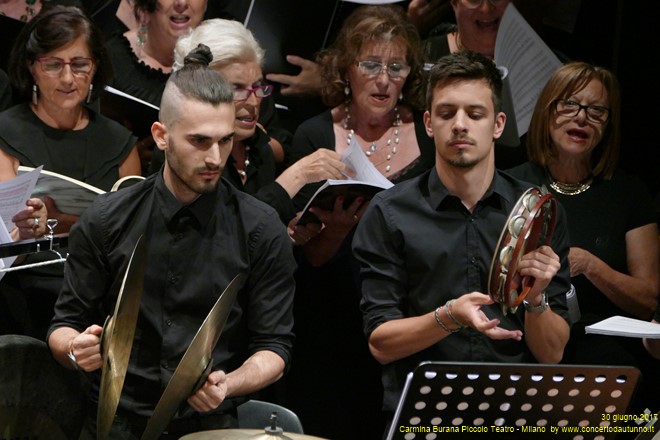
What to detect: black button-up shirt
<box><xmin>353</xmin><ymin>169</ymin><xmax>571</xmax><ymax>412</ymax></box>
<box><xmin>49</xmin><ymin>171</ymin><xmax>296</xmax><ymax>418</ymax></box>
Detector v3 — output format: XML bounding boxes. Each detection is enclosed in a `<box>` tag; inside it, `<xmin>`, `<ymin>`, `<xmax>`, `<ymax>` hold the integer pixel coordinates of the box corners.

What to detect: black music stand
<box><xmin>387</xmin><ymin>361</ymin><xmax>641</xmax><ymax>440</ymax></box>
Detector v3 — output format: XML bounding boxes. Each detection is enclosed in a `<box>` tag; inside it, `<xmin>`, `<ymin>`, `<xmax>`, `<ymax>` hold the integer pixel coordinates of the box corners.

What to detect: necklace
<box><xmin>548</xmin><ymin>172</ymin><xmax>593</xmax><ymax>196</ymax></box>
<box><xmin>343</xmin><ymin>102</ymin><xmax>401</xmax><ymax>173</ymax></box>
<box><xmin>0</xmin><ymin>0</ymin><xmax>38</xmax><ymax>22</ymax></box>
<box><xmin>234</xmin><ymin>145</ymin><xmax>250</xmax><ymax>182</ymax></box>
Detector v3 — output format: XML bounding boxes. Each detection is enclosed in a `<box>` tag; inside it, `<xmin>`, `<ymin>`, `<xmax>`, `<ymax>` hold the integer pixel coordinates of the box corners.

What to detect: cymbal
<box><xmin>179</xmin><ymin>429</ymin><xmax>327</xmax><ymax>440</ymax></box>
<box><xmin>140</xmin><ymin>273</ymin><xmax>247</xmax><ymax>440</ymax></box>
<box><xmin>97</xmin><ymin>235</ymin><xmax>148</xmax><ymax>440</ymax></box>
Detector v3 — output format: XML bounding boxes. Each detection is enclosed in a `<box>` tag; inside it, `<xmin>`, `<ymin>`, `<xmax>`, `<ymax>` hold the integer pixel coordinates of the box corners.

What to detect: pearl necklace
<box><xmin>235</xmin><ymin>145</ymin><xmax>250</xmax><ymax>181</ymax></box>
<box><xmin>344</xmin><ymin>102</ymin><xmax>401</xmax><ymax>173</ymax></box>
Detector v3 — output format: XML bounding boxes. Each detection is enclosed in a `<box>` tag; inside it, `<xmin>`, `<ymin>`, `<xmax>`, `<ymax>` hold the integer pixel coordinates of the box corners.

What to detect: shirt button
<box><xmin>469</xmin><ymin>217</ymin><xmax>475</xmax><ymax>223</ymax></box>
<box><xmin>163</xmin><ymin>361</ymin><xmax>169</xmax><ymax>369</ymax></box>
<box><xmin>470</xmin><ymin>257</ymin><xmax>477</xmax><ymax>264</ymax></box>
<box><xmin>166</xmin><ymin>319</ymin><xmax>172</xmax><ymax>326</ymax></box>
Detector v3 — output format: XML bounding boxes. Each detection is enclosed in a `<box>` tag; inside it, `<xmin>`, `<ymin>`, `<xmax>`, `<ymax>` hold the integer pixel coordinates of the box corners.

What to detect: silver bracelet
<box><xmin>435</xmin><ymin>306</ymin><xmax>459</xmax><ymax>334</ymax></box>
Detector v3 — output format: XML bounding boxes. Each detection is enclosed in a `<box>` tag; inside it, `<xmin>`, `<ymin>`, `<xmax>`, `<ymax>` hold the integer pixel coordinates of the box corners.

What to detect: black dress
<box><xmin>0</xmin><ymin>103</ymin><xmax>136</xmax><ymax>340</ymax></box>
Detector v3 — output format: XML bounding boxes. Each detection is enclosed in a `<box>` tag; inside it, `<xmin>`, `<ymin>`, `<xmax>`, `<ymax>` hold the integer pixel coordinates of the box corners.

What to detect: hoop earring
<box><xmin>32</xmin><ymin>84</ymin><xmax>38</xmax><ymax>106</ymax></box>
<box><xmin>86</xmin><ymin>84</ymin><xmax>93</xmax><ymax>104</ymax></box>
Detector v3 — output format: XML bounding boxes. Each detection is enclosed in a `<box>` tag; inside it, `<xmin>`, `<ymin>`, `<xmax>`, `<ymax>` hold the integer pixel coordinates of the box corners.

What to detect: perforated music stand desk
<box><xmin>387</xmin><ymin>361</ymin><xmax>641</xmax><ymax>439</ymax></box>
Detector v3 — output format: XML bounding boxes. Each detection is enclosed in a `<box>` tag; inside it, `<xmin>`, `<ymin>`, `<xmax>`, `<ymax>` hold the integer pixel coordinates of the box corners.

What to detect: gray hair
<box><xmin>173</xmin><ymin>19</ymin><xmax>265</xmax><ymax>72</ymax></box>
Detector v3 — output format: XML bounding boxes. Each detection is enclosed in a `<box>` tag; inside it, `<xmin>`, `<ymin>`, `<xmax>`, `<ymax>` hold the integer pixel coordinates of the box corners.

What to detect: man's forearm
<box><xmin>524</xmin><ymin>308</ymin><xmax>570</xmax><ymax>363</ymax></box>
<box><xmin>225</xmin><ymin>350</ymin><xmax>285</xmax><ymax>399</ymax></box>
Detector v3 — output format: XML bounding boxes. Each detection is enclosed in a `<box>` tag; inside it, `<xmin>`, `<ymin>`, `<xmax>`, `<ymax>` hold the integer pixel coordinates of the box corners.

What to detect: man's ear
<box><xmin>423</xmin><ymin>110</ymin><xmax>433</xmax><ymax>138</ymax></box>
<box><xmin>492</xmin><ymin>111</ymin><xmax>506</xmax><ymax>140</ymax></box>
<box><xmin>151</xmin><ymin>121</ymin><xmax>168</xmax><ymax>151</ymax></box>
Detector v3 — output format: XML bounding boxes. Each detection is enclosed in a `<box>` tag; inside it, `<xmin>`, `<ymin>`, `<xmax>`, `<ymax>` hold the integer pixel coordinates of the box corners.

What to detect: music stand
<box><xmin>388</xmin><ymin>361</ymin><xmax>641</xmax><ymax>440</ymax></box>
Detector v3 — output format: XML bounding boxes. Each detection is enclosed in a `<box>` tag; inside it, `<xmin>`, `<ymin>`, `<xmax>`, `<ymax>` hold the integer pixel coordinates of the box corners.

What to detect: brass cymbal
<box><xmin>140</xmin><ymin>273</ymin><xmax>247</xmax><ymax>440</ymax></box>
<box><xmin>97</xmin><ymin>235</ymin><xmax>148</xmax><ymax>440</ymax></box>
<box><xmin>179</xmin><ymin>429</ymin><xmax>327</xmax><ymax>440</ymax></box>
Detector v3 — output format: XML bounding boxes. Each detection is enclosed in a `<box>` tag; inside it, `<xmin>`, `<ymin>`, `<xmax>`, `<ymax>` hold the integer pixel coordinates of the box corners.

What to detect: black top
<box><xmin>353</xmin><ymin>168</ymin><xmax>572</xmax><ymax>413</ymax></box>
<box><xmin>508</xmin><ymin>162</ymin><xmax>656</xmax><ymax>324</ymax></box>
<box><xmin>149</xmin><ymin>126</ymin><xmax>296</xmax><ymax>224</ymax></box>
<box><xmin>48</xmin><ymin>172</ymin><xmax>296</xmax><ymax>418</ymax></box>
<box><xmin>0</xmin><ymin>103</ymin><xmax>136</xmax><ymax>191</ymax></box>
<box><xmin>105</xmin><ymin>34</ymin><xmax>169</xmax><ymax>107</ymax></box>
<box><xmin>0</xmin><ymin>69</ymin><xmax>11</xmax><ymax>112</ymax></box>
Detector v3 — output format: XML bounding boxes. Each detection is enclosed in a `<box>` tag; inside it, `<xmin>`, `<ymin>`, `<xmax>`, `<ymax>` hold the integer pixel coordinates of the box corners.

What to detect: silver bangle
<box><xmin>435</xmin><ymin>306</ymin><xmax>459</xmax><ymax>334</ymax></box>
<box><xmin>67</xmin><ymin>345</ymin><xmax>80</xmax><ymax>371</ymax></box>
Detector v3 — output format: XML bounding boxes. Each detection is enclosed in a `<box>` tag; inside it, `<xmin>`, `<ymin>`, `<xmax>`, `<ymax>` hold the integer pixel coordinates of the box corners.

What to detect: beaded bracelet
<box><xmin>445</xmin><ymin>299</ymin><xmax>465</xmax><ymax>330</ymax></box>
<box><xmin>435</xmin><ymin>306</ymin><xmax>460</xmax><ymax>334</ymax></box>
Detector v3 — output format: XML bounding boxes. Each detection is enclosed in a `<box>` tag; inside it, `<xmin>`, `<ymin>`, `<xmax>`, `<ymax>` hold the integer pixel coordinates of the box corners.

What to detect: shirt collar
<box><xmin>426</xmin><ymin>168</ymin><xmax>516</xmax><ymax>210</ymax></box>
<box><xmin>155</xmin><ymin>169</ymin><xmax>218</xmax><ymax>229</ymax></box>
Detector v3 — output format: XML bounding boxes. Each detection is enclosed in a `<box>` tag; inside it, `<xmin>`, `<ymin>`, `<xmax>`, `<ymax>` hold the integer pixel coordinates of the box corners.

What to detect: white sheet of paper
<box><xmin>0</xmin><ymin>165</ymin><xmax>42</xmax><ymax>232</ymax></box>
<box><xmin>585</xmin><ymin>316</ymin><xmax>660</xmax><ymax>339</ymax></box>
<box><xmin>495</xmin><ymin>3</ymin><xmax>561</xmax><ymax>136</ymax></box>
<box><xmin>341</xmin><ymin>135</ymin><xmax>394</xmax><ymax>189</ymax></box>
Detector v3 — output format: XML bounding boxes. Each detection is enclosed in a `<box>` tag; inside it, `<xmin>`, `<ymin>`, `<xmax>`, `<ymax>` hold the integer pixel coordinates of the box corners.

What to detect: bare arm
<box><xmin>369</xmin><ymin>293</ymin><xmax>523</xmax><ymax>365</ymax></box>
<box><xmin>571</xmin><ymin>224</ymin><xmax>659</xmax><ymax>319</ymax></box>
<box><xmin>118</xmin><ymin>145</ymin><xmax>142</xmax><ymax>178</ymax></box>
<box><xmin>275</xmin><ymin>149</ymin><xmax>351</xmax><ymax>198</ymax></box>
<box><xmin>516</xmin><ymin>246</ymin><xmax>570</xmax><ymax>363</ymax></box>
<box><xmin>0</xmin><ymin>148</ymin><xmax>18</xmax><ymax>181</ymax></box>
<box><xmin>187</xmin><ymin>350</ymin><xmax>285</xmax><ymax>413</ymax></box>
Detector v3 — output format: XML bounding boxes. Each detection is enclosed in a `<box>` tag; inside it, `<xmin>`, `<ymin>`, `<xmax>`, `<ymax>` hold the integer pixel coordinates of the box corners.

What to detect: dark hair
<box><xmin>160</xmin><ymin>44</ymin><xmax>233</xmax><ymax>125</ymax></box>
<box><xmin>526</xmin><ymin>62</ymin><xmax>620</xmax><ymax>180</ymax></box>
<box><xmin>316</xmin><ymin>5</ymin><xmax>424</xmax><ymax>109</ymax></box>
<box><xmin>425</xmin><ymin>51</ymin><xmax>503</xmax><ymax>112</ymax></box>
<box><xmin>8</xmin><ymin>5</ymin><xmax>112</xmax><ymax>102</ymax></box>
<box><xmin>132</xmin><ymin>0</ymin><xmax>157</xmax><ymax>22</ymax></box>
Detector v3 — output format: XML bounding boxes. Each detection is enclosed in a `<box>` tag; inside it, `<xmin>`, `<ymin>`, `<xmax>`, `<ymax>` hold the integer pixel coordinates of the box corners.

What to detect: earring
<box><xmin>344</xmin><ymin>80</ymin><xmax>350</xmax><ymax>97</ymax></box>
<box><xmin>137</xmin><ymin>23</ymin><xmax>148</xmax><ymax>47</ymax></box>
<box><xmin>398</xmin><ymin>92</ymin><xmax>403</xmax><ymax>102</ymax></box>
<box><xmin>86</xmin><ymin>84</ymin><xmax>93</xmax><ymax>104</ymax></box>
<box><xmin>32</xmin><ymin>84</ymin><xmax>38</xmax><ymax>106</ymax></box>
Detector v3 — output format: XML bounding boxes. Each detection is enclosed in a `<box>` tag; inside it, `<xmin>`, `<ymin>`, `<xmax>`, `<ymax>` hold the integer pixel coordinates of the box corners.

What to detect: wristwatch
<box><xmin>523</xmin><ymin>292</ymin><xmax>548</xmax><ymax>314</ymax></box>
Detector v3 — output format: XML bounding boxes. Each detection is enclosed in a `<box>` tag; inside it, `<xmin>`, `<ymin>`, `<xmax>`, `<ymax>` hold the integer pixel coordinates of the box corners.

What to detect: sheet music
<box><xmin>495</xmin><ymin>3</ymin><xmax>561</xmax><ymax>136</ymax></box>
<box><xmin>0</xmin><ymin>165</ymin><xmax>42</xmax><ymax>232</ymax></box>
<box><xmin>585</xmin><ymin>316</ymin><xmax>660</xmax><ymax>339</ymax></box>
<box><xmin>341</xmin><ymin>135</ymin><xmax>394</xmax><ymax>189</ymax></box>
<box><xmin>0</xmin><ymin>218</ymin><xmax>17</xmax><ymax>280</ymax></box>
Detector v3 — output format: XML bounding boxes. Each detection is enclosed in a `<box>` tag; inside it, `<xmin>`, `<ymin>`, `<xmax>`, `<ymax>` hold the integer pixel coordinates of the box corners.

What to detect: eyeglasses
<box><xmin>554</xmin><ymin>99</ymin><xmax>610</xmax><ymax>124</ymax></box>
<box><xmin>232</xmin><ymin>84</ymin><xmax>274</xmax><ymax>101</ymax></box>
<box><xmin>459</xmin><ymin>0</ymin><xmax>507</xmax><ymax>9</ymax></box>
<box><xmin>356</xmin><ymin>60</ymin><xmax>411</xmax><ymax>79</ymax></box>
<box><xmin>35</xmin><ymin>56</ymin><xmax>94</xmax><ymax>77</ymax></box>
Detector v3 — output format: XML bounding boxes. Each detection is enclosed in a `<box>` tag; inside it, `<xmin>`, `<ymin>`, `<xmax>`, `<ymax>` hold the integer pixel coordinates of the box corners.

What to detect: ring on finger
<box><xmin>353</xmin><ymin>215</ymin><xmax>359</xmax><ymax>222</ymax></box>
<box><xmin>33</xmin><ymin>217</ymin><xmax>40</xmax><ymax>228</ymax></box>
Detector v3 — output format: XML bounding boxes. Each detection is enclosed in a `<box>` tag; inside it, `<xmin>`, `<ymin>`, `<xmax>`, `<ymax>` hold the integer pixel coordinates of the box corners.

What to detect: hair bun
<box><xmin>183</xmin><ymin>44</ymin><xmax>213</xmax><ymax>67</ymax></box>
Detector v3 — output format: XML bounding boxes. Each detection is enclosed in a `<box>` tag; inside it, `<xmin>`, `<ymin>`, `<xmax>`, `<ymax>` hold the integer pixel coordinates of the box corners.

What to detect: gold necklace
<box><xmin>548</xmin><ymin>173</ymin><xmax>593</xmax><ymax>196</ymax></box>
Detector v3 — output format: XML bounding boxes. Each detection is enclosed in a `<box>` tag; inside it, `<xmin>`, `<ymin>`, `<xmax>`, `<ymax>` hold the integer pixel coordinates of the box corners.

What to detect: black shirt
<box><xmin>49</xmin><ymin>171</ymin><xmax>296</xmax><ymax>418</ymax></box>
<box><xmin>353</xmin><ymin>168</ymin><xmax>571</xmax><ymax>412</ymax></box>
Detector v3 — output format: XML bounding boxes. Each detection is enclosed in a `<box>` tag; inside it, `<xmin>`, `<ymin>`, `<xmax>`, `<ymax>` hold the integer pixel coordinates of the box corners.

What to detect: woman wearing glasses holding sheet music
<box><xmin>0</xmin><ymin>5</ymin><xmax>140</xmax><ymax>339</ymax></box>
<box><xmin>284</xmin><ymin>6</ymin><xmax>435</xmax><ymax>439</ymax></box>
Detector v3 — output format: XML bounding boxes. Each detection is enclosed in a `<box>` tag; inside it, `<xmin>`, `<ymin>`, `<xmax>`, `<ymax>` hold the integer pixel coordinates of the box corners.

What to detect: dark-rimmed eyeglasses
<box><xmin>35</xmin><ymin>56</ymin><xmax>94</xmax><ymax>77</ymax></box>
<box><xmin>356</xmin><ymin>60</ymin><xmax>411</xmax><ymax>79</ymax></box>
<box><xmin>232</xmin><ymin>84</ymin><xmax>274</xmax><ymax>101</ymax></box>
<box><xmin>554</xmin><ymin>99</ymin><xmax>610</xmax><ymax>124</ymax></box>
<box><xmin>459</xmin><ymin>0</ymin><xmax>507</xmax><ymax>9</ymax></box>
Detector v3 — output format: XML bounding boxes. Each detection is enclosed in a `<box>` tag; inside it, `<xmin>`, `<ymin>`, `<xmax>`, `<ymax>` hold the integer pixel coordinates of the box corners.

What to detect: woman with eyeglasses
<box><xmin>0</xmin><ymin>5</ymin><xmax>140</xmax><ymax>339</ymax></box>
<box><xmin>154</xmin><ymin>19</ymin><xmax>350</xmax><ymax>224</ymax></box>
<box><xmin>284</xmin><ymin>6</ymin><xmax>434</xmax><ymax>439</ymax></box>
<box><xmin>508</xmin><ymin>63</ymin><xmax>659</xmax><ymax>396</ymax></box>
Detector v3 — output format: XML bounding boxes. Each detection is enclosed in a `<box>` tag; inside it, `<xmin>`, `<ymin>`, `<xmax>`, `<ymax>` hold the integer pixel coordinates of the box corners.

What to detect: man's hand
<box><xmin>451</xmin><ymin>292</ymin><xmax>523</xmax><ymax>340</ymax></box>
<box><xmin>287</xmin><ymin>215</ymin><xmax>322</xmax><ymax>246</ymax></box>
<box><xmin>69</xmin><ymin>325</ymin><xmax>103</xmax><ymax>372</ymax></box>
<box><xmin>11</xmin><ymin>197</ymin><xmax>47</xmax><ymax>239</ymax></box>
<box><xmin>309</xmin><ymin>195</ymin><xmax>368</xmax><ymax>242</ymax></box>
<box><xmin>517</xmin><ymin>245</ymin><xmax>560</xmax><ymax>305</ymax></box>
<box><xmin>187</xmin><ymin>370</ymin><xmax>228</xmax><ymax>413</ymax></box>
<box><xmin>265</xmin><ymin>55</ymin><xmax>323</xmax><ymax>96</ymax></box>
<box><xmin>568</xmin><ymin>246</ymin><xmax>593</xmax><ymax>277</ymax></box>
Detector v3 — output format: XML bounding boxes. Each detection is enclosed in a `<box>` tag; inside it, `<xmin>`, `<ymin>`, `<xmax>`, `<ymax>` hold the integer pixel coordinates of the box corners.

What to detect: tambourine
<box><xmin>488</xmin><ymin>187</ymin><xmax>557</xmax><ymax>314</ymax></box>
